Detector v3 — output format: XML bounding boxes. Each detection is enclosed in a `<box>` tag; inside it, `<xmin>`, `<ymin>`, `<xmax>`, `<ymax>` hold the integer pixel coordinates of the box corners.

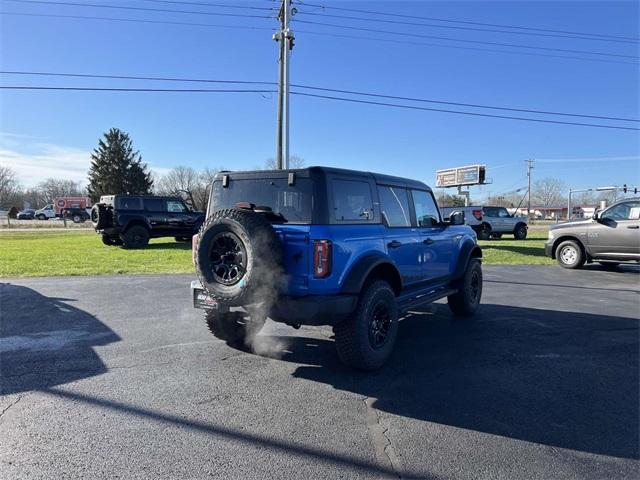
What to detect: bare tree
<box><xmin>37</xmin><ymin>178</ymin><xmax>84</xmax><ymax>204</ymax></box>
<box><xmin>157</xmin><ymin>166</ymin><xmax>225</xmax><ymax>211</ymax></box>
<box><xmin>532</xmin><ymin>177</ymin><xmax>567</xmax><ymax>207</ymax></box>
<box><xmin>0</xmin><ymin>166</ymin><xmax>21</xmax><ymax>208</ymax></box>
<box><xmin>264</xmin><ymin>155</ymin><xmax>306</xmax><ymax>170</ymax></box>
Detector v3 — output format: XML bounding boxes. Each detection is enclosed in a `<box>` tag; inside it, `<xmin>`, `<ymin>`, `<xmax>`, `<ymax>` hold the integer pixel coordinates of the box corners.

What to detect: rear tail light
<box><xmin>313</xmin><ymin>240</ymin><xmax>332</xmax><ymax>278</ymax></box>
<box><xmin>472</xmin><ymin>209</ymin><xmax>483</xmax><ymax>221</ymax></box>
<box><xmin>192</xmin><ymin>234</ymin><xmax>199</xmax><ymax>266</ymax></box>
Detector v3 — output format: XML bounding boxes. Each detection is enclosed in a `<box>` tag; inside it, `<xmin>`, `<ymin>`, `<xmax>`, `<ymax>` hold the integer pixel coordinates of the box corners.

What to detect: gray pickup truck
<box><xmin>441</xmin><ymin>205</ymin><xmax>528</xmax><ymax>240</ymax></box>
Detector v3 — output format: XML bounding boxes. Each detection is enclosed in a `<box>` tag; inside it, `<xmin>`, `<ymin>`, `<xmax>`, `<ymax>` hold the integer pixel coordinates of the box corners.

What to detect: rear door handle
<box><xmin>423</xmin><ymin>238</ymin><xmax>434</xmax><ymax>245</ymax></box>
<box><xmin>627</xmin><ymin>225</ymin><xmax>639</xmax><ymax>229</ymax></box>
<box><xmin>387</xmin><ymin>240</ymin><xmax>402</xmax><ymax>249</ymax></box>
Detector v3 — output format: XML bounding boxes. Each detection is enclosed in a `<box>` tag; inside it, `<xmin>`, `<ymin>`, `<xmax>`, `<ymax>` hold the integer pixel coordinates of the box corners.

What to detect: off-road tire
<box><xmin>196</xmin><ymin>208</ymin><xmax>282</xmax><ymax>307</ymax></box>
<box><xmin>556</xmin><ymin>240</ymin><xmax>585</xmax><ymax>269</ymax></box>
<box><xmin>513</xmin><ymin>223</ymin><xmax>528</xmax><ymax>240</ymax></box>
<box><xmin>448</xmin><ymin>258</ymin><xmax>483</xmax><ymax>317</ymax></box>
<box><xmin>334</xmin><ymin>280</ymin><xmax>398</xmax><ymax>371</ymax></box>
<box><xmin>205</xmin><ymin>310</ymin><xmax>265</xmax><ymax>348</ymax></box>
<box><xmin>477</xmin><ymin>224</ymin><xmax>491</xmax><ymax>240</ymax></box>
<box><xmin>120</xmin><ymin>225</ymin><xmax>150</xmax><ymax>248</ymax></box>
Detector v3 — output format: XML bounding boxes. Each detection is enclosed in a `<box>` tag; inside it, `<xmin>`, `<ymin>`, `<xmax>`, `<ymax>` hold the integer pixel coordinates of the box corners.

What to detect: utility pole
<box><xmin>274</xmin><ymin>0</ymin><xmax>294</xmax><ymax>169</ymax></box>
<box><xmin>526</xmin><ymin>159</ymin><xmax>534</xmax><ymax>221</ymax></box>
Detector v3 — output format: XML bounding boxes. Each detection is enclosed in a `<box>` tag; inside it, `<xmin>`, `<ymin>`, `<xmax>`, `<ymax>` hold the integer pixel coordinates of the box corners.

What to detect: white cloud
<box><xmin>0</xmin><ymin>133</ymin><xmax>170</xmax><ymax>187</ymax></box>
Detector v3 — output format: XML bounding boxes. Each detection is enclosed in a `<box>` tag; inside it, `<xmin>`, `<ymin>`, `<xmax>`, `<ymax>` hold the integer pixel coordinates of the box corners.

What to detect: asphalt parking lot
<box><xmin>1</xmin><ymin>265</ymin><xmax>638</xmax><ymax>479</ymax></box>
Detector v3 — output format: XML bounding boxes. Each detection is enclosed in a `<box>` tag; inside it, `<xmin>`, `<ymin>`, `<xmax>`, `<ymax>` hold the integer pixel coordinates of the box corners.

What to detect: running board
<box><xmin>397</xmin><ymin>288</ymin><xmax>458</xmax><ymax>315</ymax></box>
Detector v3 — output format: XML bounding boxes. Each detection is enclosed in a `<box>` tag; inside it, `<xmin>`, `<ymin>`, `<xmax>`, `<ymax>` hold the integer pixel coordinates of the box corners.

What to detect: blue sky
<box><xmin>1</xmin><ymin>0</ymin><xmax>638</xmax><ymax>199</ymax></box>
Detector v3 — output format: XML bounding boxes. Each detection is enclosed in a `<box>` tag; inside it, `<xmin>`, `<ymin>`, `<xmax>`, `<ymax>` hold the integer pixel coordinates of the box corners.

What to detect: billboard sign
<box><xmin>436</xmin><ymin>164</ymin><xmax>486</xmax><ymax>187</ymax></box>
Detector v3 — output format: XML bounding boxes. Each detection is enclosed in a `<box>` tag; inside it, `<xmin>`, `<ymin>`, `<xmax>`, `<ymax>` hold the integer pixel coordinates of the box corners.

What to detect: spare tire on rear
<box><xmin>195</xmin><ymin>208</ymin><xmax>283</xmax><ymax>307</ymax></box>
<box><xmin>91</xmin><ymin>204</ymin><xmax>111</xmax><ymax>230</ymax></box>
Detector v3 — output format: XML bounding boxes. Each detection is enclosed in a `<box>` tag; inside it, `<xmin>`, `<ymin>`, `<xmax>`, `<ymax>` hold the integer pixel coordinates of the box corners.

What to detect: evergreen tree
<box><xmin>87</xmin><ymin>128</ymin><xmax>153</xmax><ymax>201</ymax></box>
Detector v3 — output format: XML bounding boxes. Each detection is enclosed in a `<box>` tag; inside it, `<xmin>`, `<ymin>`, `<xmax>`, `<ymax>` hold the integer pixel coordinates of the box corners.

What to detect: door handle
<box><xmin>423</xmin><ymin>238</ymin><xmax>434</xmax><ymax>245</ymax></box>
<box><xmin>627</xmin><ymin>225</ymin><xmax>639</xmax><ymax>229</ymax></box>
<box><xmin>387</xmin><ymin>240</ymin><xmax>402</xmax><ymax>249</ymax></box>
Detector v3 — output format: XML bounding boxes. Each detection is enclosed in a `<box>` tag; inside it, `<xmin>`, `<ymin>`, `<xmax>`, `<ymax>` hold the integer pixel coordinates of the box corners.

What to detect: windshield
<box><xmin>210</xmin><ymin>177</ymin><xmax>313</xmax><ymax>223</ymax></box>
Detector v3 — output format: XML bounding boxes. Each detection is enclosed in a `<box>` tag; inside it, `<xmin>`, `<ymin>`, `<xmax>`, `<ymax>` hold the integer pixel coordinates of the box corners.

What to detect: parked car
<box><xmin>62</xmin><ymin>207</ymin><xmax>90</xmax><ymax>223</ymax></box>
<box><xmin>91</xmin><ymin>195</ymin><xmax>205</xmax><ymax>247</ymax></box>
<box><xmin>16</xmin><ymin>209</ymin><xmax>36</xmax><ymax>220</ymax></box>
<box><xmin>191</xmin><ymin>167</ymin><xmax>483</xmax><ymax>370</ymax></box>
<box><xmin>545</xmin><ymin>198</ymin><xmax>640</xmax><ymax>269</ymax></box>
<box><xmin>441</xmin><ymin>205</ymin><xmax>528</xmax><ymax>240</ymax></box>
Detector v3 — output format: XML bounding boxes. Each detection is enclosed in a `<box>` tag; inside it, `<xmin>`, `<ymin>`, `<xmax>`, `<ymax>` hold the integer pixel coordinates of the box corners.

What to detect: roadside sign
<box><xmin>436</xmin><ymin>164</ymin><xmax>486</xmax><ymax>187</ymax></box>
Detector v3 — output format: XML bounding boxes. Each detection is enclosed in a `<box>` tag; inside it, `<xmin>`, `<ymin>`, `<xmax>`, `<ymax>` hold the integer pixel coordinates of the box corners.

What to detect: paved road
<box><xmin>1</xmin><ymin>266</ymin><xmax>638</xmax><ymax>479</ymax></box>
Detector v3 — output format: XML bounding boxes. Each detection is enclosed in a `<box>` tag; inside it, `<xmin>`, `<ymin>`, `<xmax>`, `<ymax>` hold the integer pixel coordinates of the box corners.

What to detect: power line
<box><xmin>295</xmin><ymin>1</ymin><xmax>639</xmax><ymax>42</ymax></box>
<box><xmin>293</xmin><ymin>19</ymin><xmax>637</xmax><ymax>59</ymax></box>
<box><xmin>2</xmin><ymin>84</ymin><xmax>637</xmax><ymax>131</ymax></box>
<box><xmin>1</xmin><ymin>11</ymin><xmax>276</xmax><ymax>31</ymax></box>
<box><xmin>290</xmin><ymin>92</ymin><xmax>640</xmax><ymax>131</ymax></box>
<box><xmin>139</xmin><ymin>0</ymin><xmax>276</xmax><ymax>11</ymax></box>
<box><xmin>3</xmin><ymin>12</ymin><xmax>634</xmax><ymax>66</ymax></box>
<box><xmin>295</xmin><ymin>29</ymin><xmax>638</xmax><ymax>66</ymax></box>
<box><xmin>295</xmin><ymin>10</ymin><xmax>637</xmax><ymax>45</ymax></box>
<box><xmin>4</xmin><ymin>0</ymin><xmax>276</xmax><ymax>19</ymax></box>
<box><xmin>3</xmin><ymin>70</ymin><xmax>637</xmax><ymax>122</ymax></box>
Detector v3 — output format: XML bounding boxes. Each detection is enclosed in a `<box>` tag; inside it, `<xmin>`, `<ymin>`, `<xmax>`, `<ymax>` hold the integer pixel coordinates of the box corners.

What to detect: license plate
<box><xmin>191</xmin><ymin>281</ymin><xmax>218</xmax><ymax>310</ymax></box>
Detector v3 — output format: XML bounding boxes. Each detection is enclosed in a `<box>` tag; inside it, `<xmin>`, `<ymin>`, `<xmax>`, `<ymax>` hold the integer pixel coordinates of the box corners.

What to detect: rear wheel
<box><xmin>477</xmin><ymin>224</ymin><xmax>491</xmax><ymax>240</ymax></box>
<box><xmin>448</xmin><ymin>258</ymin><xmax>483</xmax><ymax>317</ymax></box>
<box><xmin>121</xmin><ymin>225</ymin><xmax>150</xmax><ymax>248</ymax></box>
<box><xmin>556</xmin><ymin>240</ymin><xmax>585</xmax><ymax>269</ymax></box>
<box><xmin>205</xmin><ymin>310</ymin><xmax>265</xmax><ymax>348</ymax></box>
<box><xmin>72</xmin><ymin>214</ymin><xmax>82</xmax><ymax>223</ymax></box>
<box><xmin>334</xmin><ymin>280</ymin><xmax>398</xmax><ymax>371</ymax></box>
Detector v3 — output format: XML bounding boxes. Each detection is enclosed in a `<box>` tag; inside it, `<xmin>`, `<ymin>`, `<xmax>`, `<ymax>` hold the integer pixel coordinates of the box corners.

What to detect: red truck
<box><xmin>34</xmin><ymin>197</ymin><xmax>92</xmax><ymax>220</ymax></box>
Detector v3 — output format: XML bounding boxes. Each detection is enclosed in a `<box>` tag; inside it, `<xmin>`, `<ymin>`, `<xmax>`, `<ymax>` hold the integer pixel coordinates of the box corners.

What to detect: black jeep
<box><xmin>91</xmin><ymin>195</ymin><xmax>205</xmax><ymax>248</ymax></box>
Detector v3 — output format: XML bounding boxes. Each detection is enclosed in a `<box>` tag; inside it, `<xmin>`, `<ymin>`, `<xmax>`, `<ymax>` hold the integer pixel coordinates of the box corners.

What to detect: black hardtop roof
<box><xmin>214</xmin><ymin>166</ymin><xmax>431</xmax><ymax>191</ymax></box>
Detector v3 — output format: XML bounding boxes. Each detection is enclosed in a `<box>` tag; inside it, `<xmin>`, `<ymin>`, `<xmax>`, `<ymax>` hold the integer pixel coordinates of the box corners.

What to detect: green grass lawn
<box><xmin>478</xmin><ymin>230</ymin><xmax>554</xmax><ymax>265</ymax></box>
<box><xmin>0</xmin><ymin>228</ymin><xmax>553</xmax><ymax>278</ymax></box>
<box><xmin>0</xmin><ymin>231</ymin><xmax>194</xmax><ymax>277</ymax></box>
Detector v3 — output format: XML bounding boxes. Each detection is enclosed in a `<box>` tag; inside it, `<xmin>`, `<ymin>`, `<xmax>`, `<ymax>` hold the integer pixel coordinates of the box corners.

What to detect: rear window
<box><xmin>116</xmin><ymin>197</ymin><xmax>142</xmax><ymax>210</ymax></box>
<box><xmin>210</xmin><ymin>178</ymin><xmax>313</xmax><ymax>223</ymax></box>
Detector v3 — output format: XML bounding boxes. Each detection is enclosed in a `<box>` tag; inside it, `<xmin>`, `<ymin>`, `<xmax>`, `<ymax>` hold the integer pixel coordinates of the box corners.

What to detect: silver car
<box><xmin>545</xmin><ymin>198</ymin><xmax>640</xmax><ymax>269</ymax></box>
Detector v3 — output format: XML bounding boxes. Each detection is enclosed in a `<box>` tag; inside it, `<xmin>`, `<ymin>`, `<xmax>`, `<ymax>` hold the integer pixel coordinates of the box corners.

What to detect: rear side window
<box><xmin>117</xmin><ymin>197</ymin><xmax>142</xmax><ymax>210</ymax></box>
<box><xmin>412</xmin><ymin>190</ymin><xmax>441</xmax><ymax>227</ymax></box>
<box><xmin>144</xmin><ymin>199</ymin><xmax>165</xmax><ymax>212</ymax></box>
<box><xmin>332</xmin><ymin>179</ymin><xmax>373</xmax><ymax>221</ymax></box>
<box><xmin>379</xmin><ymin>186</ymin><xmax>411</xmax><ymax>227</ymax></box>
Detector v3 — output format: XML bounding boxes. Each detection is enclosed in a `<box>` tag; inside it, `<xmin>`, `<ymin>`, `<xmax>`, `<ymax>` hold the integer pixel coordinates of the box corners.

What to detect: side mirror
<box><xmin>449</xmin><ymin>210</ymin><xmax>465</xmax><ymax>225</ymax></box>
<box><xmin>592</xmin><ymin>210</ymin><xmax>600</xmax><ymax>221</ymax></box>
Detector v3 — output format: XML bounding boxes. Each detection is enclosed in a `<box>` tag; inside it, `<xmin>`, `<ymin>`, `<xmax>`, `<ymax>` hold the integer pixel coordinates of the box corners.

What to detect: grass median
<box><xmin>0</xmin><ymin>229</ymin><xmax>553</xmax><ymax>278</ymax></box>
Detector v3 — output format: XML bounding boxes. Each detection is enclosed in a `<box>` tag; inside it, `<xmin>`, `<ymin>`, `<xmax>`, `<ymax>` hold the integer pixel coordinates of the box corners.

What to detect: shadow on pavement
<box><xmin>254</xmin><ymin>303</ymin><xmax>639</xmax><ymax>459</ymax></box>
<box><xmin>0</xmin><ymin>283</ymin><xmax>121</xmax><ymax>395</ymax></box>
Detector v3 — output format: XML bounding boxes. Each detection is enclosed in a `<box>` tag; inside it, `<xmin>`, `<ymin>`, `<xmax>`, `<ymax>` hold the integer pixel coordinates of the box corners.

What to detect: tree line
<box><xmin>0</xmin><ymin>128</ymin><xmax>306</xmax><ymax>212</ymax></box>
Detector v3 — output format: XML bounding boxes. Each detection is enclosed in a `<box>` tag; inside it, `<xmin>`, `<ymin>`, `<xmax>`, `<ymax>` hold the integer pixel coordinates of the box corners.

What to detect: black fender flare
<box><xmin>341</xmin><ymin>254</ymin><xmax>402</xmax><ymax>296</ymax></box>
<box><xmin>452</xmin><ymin>240</ymin><xmax>483</xmax><ymax>281</ymax></box>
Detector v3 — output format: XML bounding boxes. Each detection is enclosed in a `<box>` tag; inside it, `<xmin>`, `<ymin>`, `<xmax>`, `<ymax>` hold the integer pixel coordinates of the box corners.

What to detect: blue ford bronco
<box><xmin>191</xmin><ymin>167</ymin><xmax>482</xmax><ymax>370</ymax></box>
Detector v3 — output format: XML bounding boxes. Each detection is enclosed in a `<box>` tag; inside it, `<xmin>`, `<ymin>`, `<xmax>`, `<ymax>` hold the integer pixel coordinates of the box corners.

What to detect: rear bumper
<box><xmin>191</xmin><ymin>280</ymin><xmax>357</xmax><ymax>326</ymax></box>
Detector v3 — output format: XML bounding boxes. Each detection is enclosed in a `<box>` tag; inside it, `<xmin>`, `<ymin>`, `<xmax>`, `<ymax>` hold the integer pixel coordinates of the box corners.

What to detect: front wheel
<box><xmin>334</xmin><ymin>280</ymin><xmax>398</xmax><ymax>371</ymax></box>
<box><xmin>448</xmin><ymin>258</ymin><xmax>483</xmax><ymax>317</ymax></box>
<box><xmin>476</xmin><ymin>224</ymin><xmax>491</xmax><ymax>240</ymax></box>
<box><xmin>556</xmin><ymin>240</ymin><xmax>585</xmax><ymax>269</ymax></box>
<box><xmin>205</xmin><ymin>310</ymin><xmax>265</xmax><ymax>348</ymax></box>
<box><xmin>513</xmin><ymin>224</ymin><xmax>528</xmax><ymax>240</ymax></box>
<box><xmin>36</xmin><ymin>214</ymin><xmax>47</xmax><ymax>221</ymax></box>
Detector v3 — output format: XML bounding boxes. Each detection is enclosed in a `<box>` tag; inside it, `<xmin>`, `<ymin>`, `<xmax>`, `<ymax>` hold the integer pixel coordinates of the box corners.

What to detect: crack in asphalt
<box><xmin>364</xmin><ymin>396</ymin><xmax>403</xmax><ymax>479</ymax></box>
<box><xmin>0</xmin><ymin>395</ymin><xmax>23</xmax><ymax>420</ymax></box>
